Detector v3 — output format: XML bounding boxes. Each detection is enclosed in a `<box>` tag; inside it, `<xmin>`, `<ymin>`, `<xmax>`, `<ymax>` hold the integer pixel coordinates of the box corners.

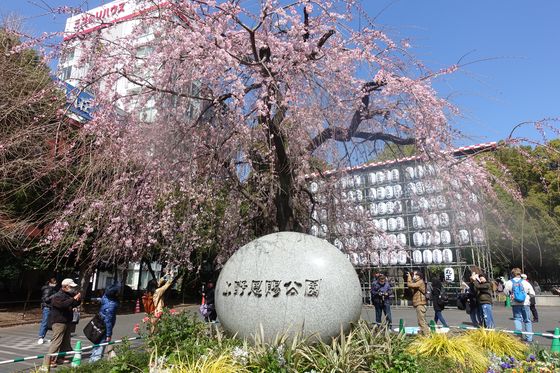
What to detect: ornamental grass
<box><xmin>463</xmin><ymin>328</ymin><xmax>528</xmax><ymax>360</ymax></box>
<box><xmin>407</xmin><ymin>333</ymin><xmax>489</xmax><ymax>373</ymax></box>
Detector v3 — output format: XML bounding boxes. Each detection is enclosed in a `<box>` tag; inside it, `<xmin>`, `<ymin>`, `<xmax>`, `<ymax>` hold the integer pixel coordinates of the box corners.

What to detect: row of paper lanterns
<box><xmin>348</xmin><ymin>248</ymin><xmax>454</xmax><ymax>266</ymax></box>
<box><xmin>337</xmin><ymin>164</ymin><xmax>441</xmax><ymax>191</ymax></box>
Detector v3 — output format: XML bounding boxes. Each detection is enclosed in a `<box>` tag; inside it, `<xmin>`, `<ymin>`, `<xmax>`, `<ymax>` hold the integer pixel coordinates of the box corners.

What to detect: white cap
<box><xmin>521</xmin><ymin>274</ymin><xmax>527</xmax><ymax>280</ymax></box>
<box><xmin>61</xmin><ymin>278</ymin><xmax>78</xmax><ymax>287</ymax></box>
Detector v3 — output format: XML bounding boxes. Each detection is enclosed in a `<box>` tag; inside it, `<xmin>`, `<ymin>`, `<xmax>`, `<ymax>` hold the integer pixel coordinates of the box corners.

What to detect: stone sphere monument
<box><xmin>215</xmin><ymin>232</ymin><xmax>362</xmax><ymax>342</ymax></box>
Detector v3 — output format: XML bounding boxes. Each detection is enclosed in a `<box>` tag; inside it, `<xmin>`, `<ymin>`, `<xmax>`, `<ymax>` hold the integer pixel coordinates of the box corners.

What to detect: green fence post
<box><xmin>505</xmin><ymin>296</ymin><xmax>511</xmax><ymax>308</ymax></box>
<box><xmin>399</xmin><ymin>319</ymin><xmax>405</xmax><ymax>334</ymax></box>
<box><xmin>71</xmin><ymin>340</ymin><xmax>82</xmax><ymax>367</ymax></box>
<box><xmin>551</xmin><ymin>327</ymin><xmax>560</xmax><ymax>354</ymax></box>
<box><xmin>429</xmin><ymin>320</ymin><xmax>436</xmax><ymax>333</ymax></box>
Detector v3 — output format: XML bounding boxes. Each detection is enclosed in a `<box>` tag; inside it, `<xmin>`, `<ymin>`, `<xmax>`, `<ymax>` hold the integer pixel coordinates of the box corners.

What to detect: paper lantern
<box><xmin>379</xmin><ymin>219</ymin><xmax>388</xmax><ymax>232</ymax></box>
<box><xmin>386</xmin><ymin>201</ymin><xmax>395</xmax><ymax>215</ymax></box>
<box><xmin>428</xmin><ymin>213</ymin><xmax>440</xmax><ymax>228</ymax></box>
<box><xmin>397</xmin><ymin>250</ymin><xmax>407</xmax><ymax>265</ymax></box>
<box><xmin>424</xmin><ymin>180</ymin><xmax>434</xmax><ymax>194</ymax></box>
<box><xmin>394</xmin><ymin>201</ymin><xmax>403</xmax><ymax>214</ymax></box>
<box><xmin>370</xmin><ymin>251</ymin><xmax>380</xmax><ymax>265</ymax></box>
<box><xmin>415</xmin><ymin>165</ymin><xmax>425</xmax><ymax>179</ymax></box>
<box><xmin>441</xmin><ymin>230</ymin><xmax>451</xmax><ymax>245</ymax></box>
<box><xmin>385</xmin><ymin>185</ymin><xmax>394</xmax><ymax>199</ymax></box>
<box><xmin>442</xmin><ymin>249</ymin><xmax>453</xmax><ymax>264</ymax></box>
<box><xmin>319</xmin><ymin>224</ymin><xmax>328</xmax><ymax>238</ymax></box>
<box><xmin>406</xmin><ymin>182</ymin><xmax>416</xmax><ymax>196</ymax></box>
<box><xmin>391</xmin><ymin>169</ymin><xmax>400</xmax><ymax>181</ymax></box>
<box><xmin>347</xmin><ymin>190</ymin><xmax>356</xmax><ymax>202</ymax></box>
<box><xmin>412</xmin><ymin>250</ymin><xmax>423</xmax><ymax>264</ymax></box>
<box><xmin>376</xmin><ymin>186</ymin><xmax>386</xmax><ymax>200</ymax></box>
<box><xmin>380</xmin><ymin>250</ymin><xmax>389</xmax><ymax>265</ymax></box>
<box><xmin>389</xmin><ymin>250</ymin><xmax>398</xmax><ymax>265</ymax></box>
<box><xmin>412</xmin><ymin>216</ymin><xmax>425</xmax><ymax>229</ymax></box>
<box><xmin>371</xmin><ymin>236</ymin><xmax>380</xmax><ymax>249</ymax></box>
<box><xmin>310</xmin><ymin>225</ymin><xmax>319</xmax><ymax>236</ymax></box>
<box><xmin>458</xmin><ymin>229</ymin><xmax>470</xmax><ymax>245</ymax></box>
<box><xmin>436</xmin><ymin>195</ymin><xmax>447</xmax><ymax>209</ymax></box>
<box><xmin>350</xmin><ymin>252</ymin><xmax>360</xmax><ymax>265</ymax></box>
<box><xmin>396</xmin><ymin>217</ymin><xmax>405</xmax><ymax>230</ymax></box>
<box><xmin>473</xmin><ymin>228</ymin><xmax>485</xmax><ymax>244</ymax></box>
<box><xmin>368</xmin><ymin>187</ymin><xmax>377</xmax><ymax>201</ymax></box>
<box><xmin>387</xmin><ymin>218</ymin><xmax>397</xmax><ymax>231</ymax></box>
<box><xmin>393</xmin><ymin>184</ymin><xmax>403</xmax><ymax>198</ymax></box>
<box><xmin>385</xmin><ymin>169</ymin><xmax>393</xmax><ymax>182</ymax></box>
<box><xmin>397</xmin><ymin>233</ymin><xmax>407</xmax><ymax>246</ymax></box>
<box><xmin>432</xmin><ymin>231</ymin><xmax>441</xmax><ymax>245</ymax></box>
<box><xmin>429</xmin><ymin>197</ymin><xmax>438</xmax><ymax>210</ymax></box>
<box><xmin>439</xmin><ymin>213</ymin><xmax>449</xmax><ymax>227</ymax></box>
<box><xmin>369</xmin><ymin>203</ymin><xmax>378</xmax><ymax>216</ymax></box>
<box><xmin>353</xmin><ymin>175</ymin><xmax>362</xmax><ymax>188</ymax></box>
<box><xmin>333</xmin><ymin>238</ymin><xmax>344</xmax><ymax>250</ymax></box>
<box><xmin>310</xmin><ymin>182</ymin><xmax>319</xmax><ymax>194</ymax></box>
<box><xmin>413</xmin><ymin>232</ymin><xmax>423</xmax><ymax>247</ymax></box>
<box><xmin>405</xmin><ymin>166</ymin><xmax>415</xmax><ymax>180</ymax></box>
<box><xmin>422</xmin><ymin>249</ymin><xmax>433</xmax><ymax>264</ymax></box>
<box><xmin>419</xmin><ymin>197</ymin><xmax>429</xmax><ymax>211</ymax></box>
<box><xmin>376</xmin><ymin>171</ymin><xmax>385</xmax><ymax>183</ymax></box>
<box><xmin>387</xmin><ymin>234</ymin><xmax>397</xmax><ymax>247</ymax></box>
<box><xmin>415</xmin><ymin>181</ymin><xmax>425</xmax><ymax>195</ymax></box>
<box><xmin>422</xmin><ymin>231</ymin><xmax>432</xmax><ymax>246</ymax></box>
<box><xmin>432</xmin><ymin>249</ymin><xmax>443</xmax><ymax>264</ymax></box>
<box><xmin>356</xmin><ymin>189</ymin><xmax>363</xmax><ymax>202</ymax></box>
<box><xmin>377</xmin><ymin>202</ymin><xmax>387</xmax><ymax>215</ymax></box>
<box><xmin>368</xmin><ymin>172</ymin><xmax>376</xmax><ymax>185</ymax></box>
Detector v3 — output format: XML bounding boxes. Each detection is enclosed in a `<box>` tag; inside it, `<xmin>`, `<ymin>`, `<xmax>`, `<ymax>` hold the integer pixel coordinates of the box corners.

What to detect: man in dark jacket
<box><xmin>37</xmin><ymin>277</ymin><xmax>57</xmax><ymax>345</ymax></box>
<box><xmin>90</xmin><ymin>283</ymin><xmax>121</xmax><ymax>362</ymax></box>
<box><xmin>431</xmin><ymin>278</ymin><xmax>448</xmax><ymax>328</ymax></box>
<box><xmin>203</xmin><ymin>281</ymin><xmax>217</xmax><ymax>322</ymax></box>
<box><xmin>42</xmin><ymin>278</ymin><xmax>81</xmax><ymax>369</ymax></box>
<box><xmin>371</xmin><ymin>274</ymin><xmax>393</xmax><ymax>328</ymax></box>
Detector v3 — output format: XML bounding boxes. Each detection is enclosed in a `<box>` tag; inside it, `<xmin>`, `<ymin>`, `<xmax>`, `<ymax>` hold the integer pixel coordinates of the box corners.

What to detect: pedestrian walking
<box><xmin>371</xmin><ymin>274</ymin><xmax>393</xmax><ymax>328</ymax></box>
<box><xmin>522</xmin><ymin>274</ymin><xmax>539</xmax><ymax>323</ymax></box>
<box><xmin>90</xmin><ymin>283</ymin><xmax>121</xmax><ymax>363</ymax></box>
<box><xmin>431</xmin><ymin>278</ymin><xmax>448</xmax><ymax>328</ymax></box>
<box><xmin>472</xmin><ymin>273</ymin><xmax>495</xmax><ymax>328</ymax></box>
<box><xmin>37</xmin><ymin>277</ymin><xmax>57</xmax><ymax>345</ymax></box>
<box><xmin>406</xmin><ymin>270</ymin><xmax>429</xmax><ymax>335</ymax></box>
<box><xmin>504</xmin><ymin>268</ymin><xmax>536</xmax><ymax>343</ymax></box>
<box><xmin>42</xmin><ymin>278</ymin><xmax>81</xmax><ymax>369</ymax></box>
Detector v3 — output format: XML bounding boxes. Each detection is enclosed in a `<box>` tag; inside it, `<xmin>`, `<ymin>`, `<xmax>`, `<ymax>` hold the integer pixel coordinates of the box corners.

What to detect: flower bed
<box><xmin>56</xmin><ymin>308</ymin><xmax>560</xmax><ymax>373</ymax></box>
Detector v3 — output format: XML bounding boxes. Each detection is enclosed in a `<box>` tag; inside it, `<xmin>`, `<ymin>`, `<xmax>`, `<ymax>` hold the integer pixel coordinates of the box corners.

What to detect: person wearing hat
<box><xmin>522</xmin><ymin>274</ymin><xmax>539</xmax><ymax>323</ymax></box>
<box><xmin>42</xmin><ymin>278</ymin><xmax>81</xmax><ymax>369</ymax></box>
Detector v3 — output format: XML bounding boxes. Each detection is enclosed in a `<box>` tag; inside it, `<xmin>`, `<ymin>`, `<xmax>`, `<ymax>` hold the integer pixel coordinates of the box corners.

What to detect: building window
<box><xmin>60</xmin><ymin>66</ymin><xmax>73</xmax><ymax>80</ymax></box>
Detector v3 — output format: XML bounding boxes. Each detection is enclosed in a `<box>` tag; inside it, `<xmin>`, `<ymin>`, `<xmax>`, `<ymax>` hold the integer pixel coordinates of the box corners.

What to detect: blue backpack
<box><xmin>511</xmin><ymin>278</ymin><xmax>526</xmax><ymax>303</ymax></box>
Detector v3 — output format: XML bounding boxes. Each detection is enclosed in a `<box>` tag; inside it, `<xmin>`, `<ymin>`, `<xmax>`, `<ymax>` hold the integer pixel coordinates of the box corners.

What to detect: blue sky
<box><xmin>2</xmin><ymin>0</ymin><xmax>558</xmax><ymax>146</ymax></box>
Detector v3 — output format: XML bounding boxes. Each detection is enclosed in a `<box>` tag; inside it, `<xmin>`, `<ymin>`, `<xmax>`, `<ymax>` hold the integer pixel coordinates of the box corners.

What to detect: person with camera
<box><xmin>370</xmin><ymin>274</ymin><xmax>393</xmax><ymax>329</ymax></box>
<box><xmin>504</xmin><ymin>268</ymin><xmax>535</xmax><ymax>343</ymax></box>
<box><xmin>90</xmin><ymin>282</ymin><xmax>121</xmax><ymax>362</ymax></box>
<box><xmin>42</xmin><ymin>278</ymin><xmax>81</xmax><ymax>369</ymax></box>
<box><xmin>472</xmin><ymin>272</ymin><xmax>494</xmax><ymax>328</ymax></box>
<box><xmin>406</xmin><ymin>270</ymin><xmax>429</xmax><ymax>335</ymax></box>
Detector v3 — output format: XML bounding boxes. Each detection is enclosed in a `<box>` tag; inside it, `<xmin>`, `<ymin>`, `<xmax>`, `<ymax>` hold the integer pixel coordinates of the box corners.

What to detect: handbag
<box><xmin>83</xmin><ymin>314</ymin><xmax>107</xmax><ymax>344</ymax></box>
<box><xmin>72</xmin><ymin>309</ymin><xmax>80</xmax><ymax>324</ymax></box>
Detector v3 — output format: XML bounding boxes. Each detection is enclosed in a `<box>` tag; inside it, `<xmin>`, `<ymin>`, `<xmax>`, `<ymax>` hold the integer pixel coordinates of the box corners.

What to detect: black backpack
<box><xmin>437</xmin><ymin>288</ymin><xmax>449</xmax><ymax>307</ymax></box>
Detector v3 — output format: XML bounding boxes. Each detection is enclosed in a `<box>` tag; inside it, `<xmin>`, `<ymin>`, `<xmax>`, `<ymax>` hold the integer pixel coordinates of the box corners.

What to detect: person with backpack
<box><xmin>467</xmin><ymin>277</ymin><xmax>483</xmax><ymax>327</ymax></box>
<box><xmin>370</xmin><ymin>274</ymin><xmax>393</xmax><ymax>329</ymax></box>
<box><xmin>504</xmin><ymin>268</ymin><xmax>536</xmax><ymax>342</ymax></box>
<box><xmin>407</xmin><ymin>270</ymin><xmax>429</xmax><ymax>335</ymax></box>
<box><xmin>431</xmin><ymin>278</ymin><xmax>448</xmax><ymax>328</ymax></box>
<box><xmin>522</xmin><ymin>274</ymin><xmax>539</xmax><ymax>323</ymax></box>
<box><xmin>472</xmin><ymin>273</ymin><xmax>494</xmax><ymax>328</ymax></box>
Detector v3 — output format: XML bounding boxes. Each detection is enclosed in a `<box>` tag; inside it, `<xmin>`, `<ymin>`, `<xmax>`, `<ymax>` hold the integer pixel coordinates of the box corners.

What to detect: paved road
<box><xmin>1</xmin><ymin>304</ymin><xmax>558</xmax><ymax>372</ymax></box>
